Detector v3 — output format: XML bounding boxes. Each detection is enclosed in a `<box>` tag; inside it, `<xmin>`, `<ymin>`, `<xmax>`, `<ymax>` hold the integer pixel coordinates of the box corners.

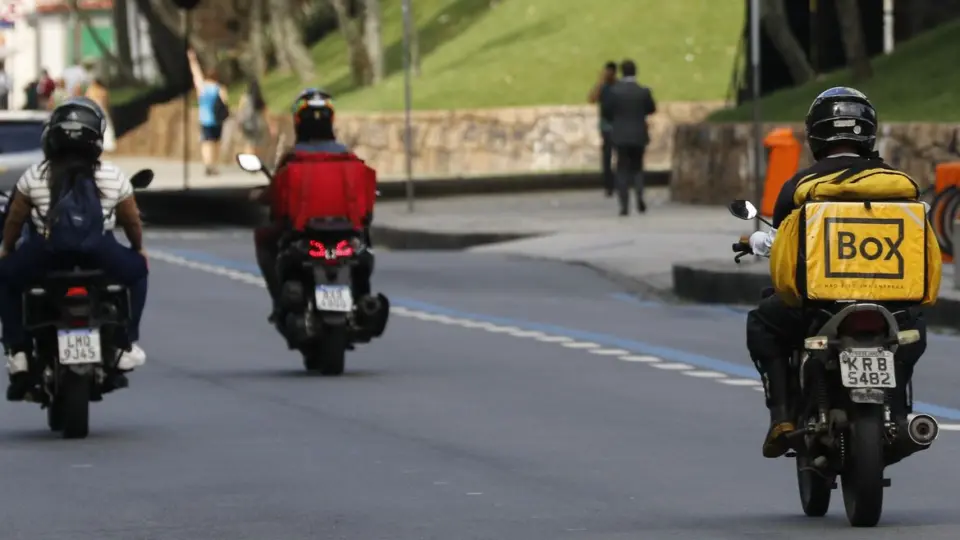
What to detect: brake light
<box><xmin>840</xmin><ymin>311</ymin><xmax>887</xmax><ymax>334</ymax></box>
<box><xmin>335</xmin><ymin>240</ymin><xmax>354</xmax><ymax>257</ymax></box>
<box><xmin>66</xmin><ymin>287</ymin><xmax>87</xmax><ymax>297</ymax></box>
<box><xmin>307</xmin><ymin>240</ymin><xmax>355</xmax><ymax>260</ymax></box>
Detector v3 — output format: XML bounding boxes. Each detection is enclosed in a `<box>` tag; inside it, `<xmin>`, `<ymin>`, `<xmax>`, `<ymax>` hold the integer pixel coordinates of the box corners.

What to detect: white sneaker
<box><xmin>6</xmin><ymin>352</ymin><xmax>27</xmax><ymax>375</ymax></box>
<box><xmin>117</xmin><ymin>343</ymin><xmax>146</xmax><ymax>371</ymax></box>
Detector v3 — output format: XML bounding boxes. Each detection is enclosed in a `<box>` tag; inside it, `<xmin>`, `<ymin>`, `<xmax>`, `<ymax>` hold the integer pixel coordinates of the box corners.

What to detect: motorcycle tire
<box><xmin>303</xmin><ymin>327</ymin><xmax>347</xmax><ymax>376</ymax></box>
<box><xmin>841</xmin><ymin>405</ymin><xmax>885</xmax><ymax>527</ymax></box>
<box><xmin>60</xmin><ymin>371</ymin><xmax>92</xmax><ymax>439</ymax></box>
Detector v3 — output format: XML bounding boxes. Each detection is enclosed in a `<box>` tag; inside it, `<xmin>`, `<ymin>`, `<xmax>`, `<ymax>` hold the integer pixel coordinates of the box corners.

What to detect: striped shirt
<box><xmin>15</xmin><ymin>161</ymin><xmax>133</xmax><ymax>235</ymax></box>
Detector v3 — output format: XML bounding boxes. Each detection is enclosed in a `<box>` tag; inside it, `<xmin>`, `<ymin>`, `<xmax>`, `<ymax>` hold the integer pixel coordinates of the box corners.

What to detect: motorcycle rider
<box><xmin>743</xmin><ymin>87</ymin><xmax>929</xmax><ymax>458</ymax></box>
<box><xmin>0</xmin><ymin>97</ymin><xmax>149</xmax><ymax>400</ymax></box>
<box><xmin>252</xmin><ymin>88</ymin><xmax>376</xmax><ymax>322</ymax></box>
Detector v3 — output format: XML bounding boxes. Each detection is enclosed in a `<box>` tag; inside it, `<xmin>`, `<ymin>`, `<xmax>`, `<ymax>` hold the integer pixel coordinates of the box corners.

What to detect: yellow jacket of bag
<box><xmin>769</xmin><ymin>164</ymin><xmax>941</xmax><ymax>306</ymax></box>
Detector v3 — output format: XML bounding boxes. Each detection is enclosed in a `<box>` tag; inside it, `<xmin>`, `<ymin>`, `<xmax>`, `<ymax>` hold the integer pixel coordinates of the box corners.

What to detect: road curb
<box><xmin>369</xmin><ymin>225</ymin><xmax>537</xmax><ymax>250</ymax></box>
<box><xmin>670</xmin><ymin>259</ymin><xmax>960</xmax><ymax>330</ymax></box>
<box><xmin>375</xmin><ymin>169</ymin><xmax>669</xmax><ymax>200</ymax></box>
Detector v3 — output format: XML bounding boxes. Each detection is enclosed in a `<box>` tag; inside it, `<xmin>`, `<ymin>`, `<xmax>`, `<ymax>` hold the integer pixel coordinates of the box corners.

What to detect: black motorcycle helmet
<box><xmin>805</xmin><ymin>86</ymin><xmax>878</xmax><ymax>160</ymax></box>
<box><xmin>41</xmin><ymin>97</ymin><xmax>107</xmax><ymax>160</ymax></box>
<box><xmin>292</xmin><ymin>88</ymin><xmax>335</xmax><ymax>143</ymax></box>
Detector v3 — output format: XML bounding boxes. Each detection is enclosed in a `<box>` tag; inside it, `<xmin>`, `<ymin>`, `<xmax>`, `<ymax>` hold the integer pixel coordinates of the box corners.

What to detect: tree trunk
<box><xmin>328</xmin><ymin>0</ymin><xmax>372</xmax><ymax>86</ymax></box>
<box><xmin>132</xmin><ymin>0</ymin><xmax>189</xmax><ymax>89</ymax></box>
<box><xmin>249</xmin><ymin>0</ymin><xmax>268</xmax><ymax>78</ymax></box>
<box><xmin>66</xmin><ymin>0</ymin><xmax>139</xmax><ymax>84</ymax></box>
<box><xmin>267</xmin><ymin>0</ymin><xmax>315</xmax><ymax>82</ymax></box>
<box><xmin>835</xmin><ymin>0</ymin><xmax>873</xmax><ymax>80</ymax></box>
<box><xmin>760</xmin><ymin>0</ymin><xmax>815</xmax><ymax>84</ymax></box>
<box><xmin>362</xmin><ymin>0</ymin><xmax>384</xmax><ymax>83</ymax></box>
<box><xmin>113</xmin><ymin>0</ymin><xmax>134</xmax><ymax>74</ymax></box>
<box><xmin>267</xmin><ymin>3</ymin><xmax>291</xmax><ymax>72</ymax></box>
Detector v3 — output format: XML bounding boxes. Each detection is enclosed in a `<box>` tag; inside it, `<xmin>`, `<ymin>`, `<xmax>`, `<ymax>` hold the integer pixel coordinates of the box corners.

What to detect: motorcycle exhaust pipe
<box><xmin>358</xmin><ymin>295</ymin><xmax>383</xmax><ymax>317</ymax></box>
<box><xmin>906</xmin><ymin>413</ymin><xmax>939</xmax><ymax>446</ymax></box>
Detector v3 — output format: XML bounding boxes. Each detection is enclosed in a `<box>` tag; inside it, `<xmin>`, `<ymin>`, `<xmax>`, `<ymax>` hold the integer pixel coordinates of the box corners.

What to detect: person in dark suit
<box><xmin>601</xmin><ymin>59</ymin><xmax>657</xmax><ymax>215</ymax></box>
<box><xmin>587</xmin><ymin>61</ymin><xmax>617</xmax><ymax>197</ymax></box>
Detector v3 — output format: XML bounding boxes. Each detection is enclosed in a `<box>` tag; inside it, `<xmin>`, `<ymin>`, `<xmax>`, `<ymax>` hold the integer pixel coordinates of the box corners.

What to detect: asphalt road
<box><xmin>2</xmin><ymin>230</ymin><xmax>960</xmax><ymax>539</ymax></box>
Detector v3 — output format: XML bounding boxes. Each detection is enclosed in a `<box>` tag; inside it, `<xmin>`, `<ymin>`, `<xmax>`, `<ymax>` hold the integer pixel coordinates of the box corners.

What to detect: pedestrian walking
<box><xmin>587</xmin><ymin>61</ymin><xmax>617</xmax><ymax>197</ymax></box>
<box><xmin>601</xmin><ymin>59</ymin><xmax>657</xmax><ymax>216</ymax></box>
<box><xmin>187</xmin><ymin>48</ymin><xmax>230</xmax><ymax>176</ymax></box>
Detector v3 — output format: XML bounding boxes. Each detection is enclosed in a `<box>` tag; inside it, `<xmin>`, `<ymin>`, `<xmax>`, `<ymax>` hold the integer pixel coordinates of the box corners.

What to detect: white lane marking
<box><xmin>619</xmin><ymin>355</ymin><xmax>661</xmax><ymax>363</ymax></box>
<box><xmin>652</xmin><ymin>363</ymin><xmax>693</xmax><ymax>371</ymax></box>
<box><xmin>562</xmin><ymin>341</ymin><xmax>601</xmax><ymax>349</ymax></box>
<box><xmin>507</xmin><ymin>330</ymin><xmax>547</xmax><ymax>338</ymax></box>
<box><xmin>683</xmin><ymin>371</ymin><xmax>727</xmax><ymax>379</ymax></box>
<box><xmin>719</xmin><ymin>378</ymin><xmax>763</xmax><ymax>386</ymax></box>
<box><xmin>589</xmin><ymin>348</ymin><xmax>631</xmax><ymax>356</ymax></box>
<box><xmin>148</xmin><ymin>249</ymin><xmax>957</xmax><ymax>435</ymax></box>
<box><xmin>535</xmin><ymin>335</ymin><xmax>574</xmax><ymax>343</ymax></box>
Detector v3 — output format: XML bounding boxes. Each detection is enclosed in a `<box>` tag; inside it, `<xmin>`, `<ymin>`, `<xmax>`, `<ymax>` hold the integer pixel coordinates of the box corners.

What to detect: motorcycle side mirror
<box><xmin>130</xmin><ymin>169</ymin><xmax>154</xmax><ymax>189</ymax></box>
<box><xmin>728</xmin><ymin>199</ymin><xmax>758</xmax><ymax>221</ymax></box>
<box><xmin>236</xmin><ymin>153</ymin><xmax>264</xmax><ymax>173</ymax></box>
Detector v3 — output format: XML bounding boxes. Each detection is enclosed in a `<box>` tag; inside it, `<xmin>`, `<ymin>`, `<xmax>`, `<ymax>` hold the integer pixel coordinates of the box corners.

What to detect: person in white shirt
<box><xmin>0</xmin><ymin>97</ymin><xmax>149</xmax><ymax>401</ymax></box>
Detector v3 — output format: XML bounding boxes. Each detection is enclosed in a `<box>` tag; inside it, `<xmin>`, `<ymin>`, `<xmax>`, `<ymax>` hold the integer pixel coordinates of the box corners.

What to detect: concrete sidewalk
<box><xmin>373</xmin><ymin>187</ymin><xmax>749</xmax><ymax>298</ymax></box>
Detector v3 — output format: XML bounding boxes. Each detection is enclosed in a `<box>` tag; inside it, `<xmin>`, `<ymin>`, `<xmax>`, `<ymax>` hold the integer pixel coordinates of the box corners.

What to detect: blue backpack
<box><xmin>44</xmin><ymin>174</ymin><xmax>105</xmax><ymax>253</ymax></box>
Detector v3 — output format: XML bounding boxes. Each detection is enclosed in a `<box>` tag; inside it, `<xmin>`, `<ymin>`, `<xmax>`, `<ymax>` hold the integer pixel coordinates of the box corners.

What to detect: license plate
<box><xmin>315</xmin><ymin>285</ymin><xmax>353</xmax><ymax>312</ymax></box>
<box><xmin>838</xmin><ymin>348</ymin><xmax>896</xmax><ymax>388</ymax></box>
<box><xmin>57</xmin><ymin>328</ymin><xmax>102</xmax><ymax>365</ymax></box>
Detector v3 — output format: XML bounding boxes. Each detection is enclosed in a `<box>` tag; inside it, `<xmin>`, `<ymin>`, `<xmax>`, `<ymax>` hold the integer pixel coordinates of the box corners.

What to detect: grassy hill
<box><xmin>709</xmin><ymin>19</ymin><xmax>960</xmax><ymax>123</ymax></box>
<box><xmin>254</xmin><ymin>0</ymin><xmax>744</xmax><ymax>111</ymax></box>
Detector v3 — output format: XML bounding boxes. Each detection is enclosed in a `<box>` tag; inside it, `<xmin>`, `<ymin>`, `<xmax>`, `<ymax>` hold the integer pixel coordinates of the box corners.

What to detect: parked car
<box><xmin>0</xmin><ymin>110</ymin><xmax>49</xmax><ymax>191</ymax></box>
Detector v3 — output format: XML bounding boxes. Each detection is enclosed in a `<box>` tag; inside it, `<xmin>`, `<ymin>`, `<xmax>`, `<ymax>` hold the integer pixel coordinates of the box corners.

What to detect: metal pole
<box><xmin>882</xmin><ymin>0</ymin><xmax>894</xmax><ymax>54</ymax></box>
<box><xmin>750</xmin><ymin>0</ymin><xmax>762</xmax><ymax>232</ymax></box>
<box><xmin>401</xmin><ymin>0</ymin><xmax>414</xmax><ymax>213</ymax></box>
<box><xmin>182</xmin><ymin>10</ymin><xmax>191</xmax><ymax>190</ymax></box>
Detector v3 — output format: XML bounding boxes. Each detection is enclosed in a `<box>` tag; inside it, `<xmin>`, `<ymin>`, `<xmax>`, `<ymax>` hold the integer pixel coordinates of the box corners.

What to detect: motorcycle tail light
<box><xmin>840</xmin><ymin>311</ymin><xmax>887</xmax><ymax>334</ymax></box>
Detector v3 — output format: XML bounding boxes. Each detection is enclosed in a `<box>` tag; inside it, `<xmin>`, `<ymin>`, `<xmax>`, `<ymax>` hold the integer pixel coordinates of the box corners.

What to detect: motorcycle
<box><xmin>7</xmin><ymin>169</ymin><xmax>155</xmax><ymax>439</ymax></box>
<box><xmin>728</xmin><ymin>199</ymin><xmax>939</xmax><ymax>527</ymax></box>
<box><xmin>236</xmin><ymin>153</ymin><xmax>389</xmax><ymax>375</ymax></box>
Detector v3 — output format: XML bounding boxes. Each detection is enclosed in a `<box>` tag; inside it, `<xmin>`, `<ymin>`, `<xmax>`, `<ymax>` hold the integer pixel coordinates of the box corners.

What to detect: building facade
<box><xmin>0</xmin><ymin>0</ymin><xmax>157</xmax><ymax>109</ymax></box>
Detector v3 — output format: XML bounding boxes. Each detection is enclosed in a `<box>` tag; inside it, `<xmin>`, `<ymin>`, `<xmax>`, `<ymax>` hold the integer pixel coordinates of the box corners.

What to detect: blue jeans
<box><xmin>0</xmin><ymin>232</ymin><xmax>148</xmax><ymax>351</ymax></box>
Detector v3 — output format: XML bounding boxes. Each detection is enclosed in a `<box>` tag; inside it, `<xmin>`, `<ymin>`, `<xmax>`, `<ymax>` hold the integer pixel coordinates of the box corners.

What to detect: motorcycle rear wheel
<box><xmin>841</xmin><ymin>405</ymin><xmax>885</xmax><ymax>527</ymax></box>
<box><xmin>303</xmin><ymin>327</ymin><xmax>347</xmax><ymax>376</ymax></box>
<box><xmin>59</xmin><ymin>371</ymin><xmax>91</xmax><ymax>439</ymax></box>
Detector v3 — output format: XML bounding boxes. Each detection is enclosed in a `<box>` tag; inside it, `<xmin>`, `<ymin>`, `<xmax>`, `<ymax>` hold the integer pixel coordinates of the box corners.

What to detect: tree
<box><xmin>267</xmin><ymin>0</ymin><xmax>315</xmax><ymax>82</ymax></box>
<box><xmin>760</xmin><ymin>0</ymin><xmax>815</xmax><ymax>84</ymax></box>
<box><xmin>112</xmin><ymin>0</ymin><xmax>134</xmax><ymax>77</ymax></box>
<box><xmin>248</xmin><ymin>0</ymin><xmax>268</xmax><ymax>78</ymax></box>
<box><xmin>835</xmin><ymin>0</ymin><xmax>872</xmax><ymax>80</ymax></box>
<box><xmin>65</xmin><ymin>0</ymin><xmax>139</xmax><ymax>84</ymax></box>
<box><xmin>362</xmin><ymin>0</ymin><xmax>384</xmax><ymax>83</ymax></box>
<box><xmin>328</xmin><ymin>0</ymin><xmax>373</xmax><ymax>85</ymax></box>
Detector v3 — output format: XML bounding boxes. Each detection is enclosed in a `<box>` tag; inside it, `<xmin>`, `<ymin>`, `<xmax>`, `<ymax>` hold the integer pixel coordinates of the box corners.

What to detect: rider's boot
<box><xmin>5</xmin><ymin>350</ymin><xmax>30</xmax><ymax>401</ymax></box>
<box><xmin>761</xmin><ymin>360</ymin><xmax>795</xmax><ymax>458</ymax></box>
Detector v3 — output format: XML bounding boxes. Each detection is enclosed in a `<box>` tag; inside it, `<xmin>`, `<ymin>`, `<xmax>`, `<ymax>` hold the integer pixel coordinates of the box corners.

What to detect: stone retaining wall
<box><xmin>671</xmin><ymin>122</ymin><xmax>960</xmax><ymax>204</ymax></box>
<box><xmin>114</xmin><ymin>101</ymin><xmax>723</xmax><ymax>177</ymax></box>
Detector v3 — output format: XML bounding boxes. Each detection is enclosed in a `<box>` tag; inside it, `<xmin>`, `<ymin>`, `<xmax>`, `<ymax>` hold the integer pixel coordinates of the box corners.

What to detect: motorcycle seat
<box><xmin>40</xmin><ymin>268</ymin><xmax>126</xmax><ymax>291</ymax></box>
<box><xmin>304</xmin><ymin>217</ymin><xmax>357</xmax><ymax>233</ymax></box>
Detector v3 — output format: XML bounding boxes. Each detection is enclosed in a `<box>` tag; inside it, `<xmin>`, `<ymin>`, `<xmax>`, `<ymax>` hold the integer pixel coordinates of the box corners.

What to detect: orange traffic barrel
<box><xmin>760</xmin><ymin>128</ymin><xmax>802</xmax><ymax>218</ymax></box>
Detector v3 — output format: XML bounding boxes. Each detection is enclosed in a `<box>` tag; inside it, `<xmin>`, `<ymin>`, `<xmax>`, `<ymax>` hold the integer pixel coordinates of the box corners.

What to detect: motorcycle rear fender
<box><xmin>311</xmin><ymin>262</ymin><xmax>352</xmax><ymax>286</ymax></box>
<box><xmin>802</xmin><ymin>303</ymin><xmax>902</xmax><ymax>353</ymax></box>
